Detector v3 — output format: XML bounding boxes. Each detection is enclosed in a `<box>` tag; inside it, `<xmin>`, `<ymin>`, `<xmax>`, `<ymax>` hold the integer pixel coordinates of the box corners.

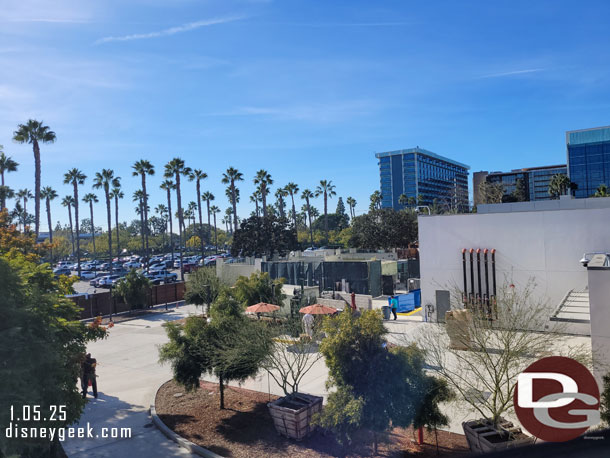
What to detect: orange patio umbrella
<box><xmin>246</xmin><ymin>302</ymin><xmax>280</xmax><ymax>314</ymax></box>
<box><xmin>299</xmin><ymin>304</ymin><xmax>337</xmax><ymax>315</ymax></box>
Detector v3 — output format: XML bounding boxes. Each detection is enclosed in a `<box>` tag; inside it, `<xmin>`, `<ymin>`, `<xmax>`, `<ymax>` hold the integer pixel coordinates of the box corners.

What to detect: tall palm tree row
<box><xmin>109</xmin><ymin>180</ymin><xmax>123</xmax><ymax>263</ymax></box>
<box><xmin>155</xmin><ymin>204</ymin><xmax>168</xmax><ymax>249</ymax></box>
<box><xmin>164</xmin><ymin>158</ymin><xmax>191</xmax><ymax>281</ymax></box>
<box><xmin>82</xmin><ymin>193</ymin><xmax>99</xmax><ymax>260</ymax></box>
<box><xmin>301</xmin><ymin>189</ymin><xmax>315</xmax><ymax>247</ymax></box>
<box><xmin>160</xmin><ymin>179</ymin><xmax>176</xmax><ymax>260</ymax></box>
<box><xmin>253</xmin><ymin>169</ymin><xmax>273</xmax><ymax>218</ymax></box>
<box><xmin>275</xmin><ymin>187</ymin><xmax>288</xmax><ymax>219</ymax></box>
<box><xmin>201</xmin><ymin>191</ymin><xmax>214</xmax><ymax>245</ymax></box>
<box><xmin>133</xmin><ymin>190</ymin><xmax>146</xmax><ymax>256</ymax></box>
<box><xmin>210</xmin><ymin>205</ymin><xmax>220</xmax><ymax>252</ymax></box>
<box><xmin>0</xmin><ymin>150</ymin><xmax>19</xmax><ymax>210</ymax></box>
<box><xmin>16</xmin><ymin>188</ymin><xmax>33</xmax><ymax>231</ymax></box>
<box><xmin>250</xmin><ymin>189</ymin><xmax>260</xmax><ymax>217</ymax></box>
<box><xmin>189</xmin><ymin>169</ymin><xmax>208</xmax><ymax>258</ymax></box>
<box><xmin>346</xmin><ymin>196</ymin><xmax>356</xmax><ymax>219</ymax></box>
<box><xmin>61</xmin><ymin>195</ymin><xmax>76</xmax><ymax>258</ymax></box>
<box><xmin>221</xmin><ymin>167</ymin><xmax>243</xmax><ymax>231</ymax></box>
<box><xmin>225</xmin><ymin>207</ymin><xmax>233</xmax><ymax>234</ymax></box>
<box><xmin>94</xmin><ymin>169</ymin><xmax>119</xmax><ymax>270</ymax></box>
<box><xmin>132</xmin><ymin>160</ymin><xmax>155</xmax><ymax>270</ymax></box>
<box><xmin>13</xmin><ymin>120</ymin><xmax>56</xmax><ymax>237</ymax></box>
<box><xmin>40</xmin><ymin>186</ymin><xmax>57</xmax><ymax>260</ymax></box>
<box><xmin>315</xmin><ymin>179</ymin><xmax>336</xmax><ymax>235</ymax></box>
<box><xmin>285</xmin><ymin>182</ymin><xmax>299</xmax><ymax>229</ymax></box>
<box><xmin>63</xmin><ymin>168</ymin><xmax>86</xmax><ymax>276</ymax></box>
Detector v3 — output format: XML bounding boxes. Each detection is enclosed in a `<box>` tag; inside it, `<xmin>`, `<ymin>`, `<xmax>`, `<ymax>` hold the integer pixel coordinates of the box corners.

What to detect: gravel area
<box><xmin>155</xmin><ymin>379</ymin><xmax>471</xmax><ymax>458</ymax></box>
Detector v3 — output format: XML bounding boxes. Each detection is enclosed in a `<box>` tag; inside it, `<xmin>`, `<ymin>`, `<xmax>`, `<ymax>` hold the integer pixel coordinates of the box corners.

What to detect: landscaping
<box><xmin>155</xmin><ymin>379</ymin><xmax>471</xmax><ymax>458</ymax></box>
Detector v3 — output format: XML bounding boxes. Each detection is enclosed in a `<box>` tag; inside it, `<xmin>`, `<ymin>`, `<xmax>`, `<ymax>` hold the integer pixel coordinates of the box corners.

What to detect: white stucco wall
<box><xmin>418</xmin><ymin>206</ymin><xmax>610</xmax><ymax>316</ymax></box>
<box><xmin>587</xmin><ymin>267</ymin><xmax>610</xmax><ymax>384</ymax></box>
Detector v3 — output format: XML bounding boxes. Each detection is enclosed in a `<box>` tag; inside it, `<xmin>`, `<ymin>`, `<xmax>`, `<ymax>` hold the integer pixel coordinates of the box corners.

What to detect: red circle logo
<box><xmin>514</xmin><ymin>356</ymin><xmax>600</xmax><ymax>442</ymax></box>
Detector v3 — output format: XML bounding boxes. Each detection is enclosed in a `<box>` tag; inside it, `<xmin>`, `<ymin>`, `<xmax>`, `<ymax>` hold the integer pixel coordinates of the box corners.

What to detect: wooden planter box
<box><xmin>462</xmin><ymin>418</ymin><xmax>534</xmax><ymax>453</ymax></box>
<box><xmin>268</xmin><ymin>393</ymin><xmax>323</xmax><ymax>441</ymax></box>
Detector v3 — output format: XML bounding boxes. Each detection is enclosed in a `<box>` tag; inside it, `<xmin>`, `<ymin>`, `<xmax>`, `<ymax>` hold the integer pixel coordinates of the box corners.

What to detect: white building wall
<box><xmin>587</xmin><ymin>267</ymin><xmax>610</xmax><ymax>384</ymax></box>
<box><xmin>418</xmin><ymin>206</ymin><xmax>610</xmax><ymax>315</ymax></box>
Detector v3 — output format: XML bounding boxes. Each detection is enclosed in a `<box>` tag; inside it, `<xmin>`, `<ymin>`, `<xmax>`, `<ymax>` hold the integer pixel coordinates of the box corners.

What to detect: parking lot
<box><xmin>71</xmin><ymin>268</ymin><xmax>183</xmax><ymax>294</ymax></box>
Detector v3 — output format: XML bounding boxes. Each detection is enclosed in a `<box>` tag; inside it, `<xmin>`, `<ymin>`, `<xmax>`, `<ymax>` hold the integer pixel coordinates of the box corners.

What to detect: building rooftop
<box><xmin>375</xmin><ymin>147</ymin><xmax>470</xmax><ymax>170</ymax></box>
<box><xmin>476</xmin><ymin>195</ymin><xmax>610</xmax><ymax>214</ymax></box>
<box><xmin>566</xmin><ymin>125</ymin><xmax>610</xmax><ymax>145</ymax></box>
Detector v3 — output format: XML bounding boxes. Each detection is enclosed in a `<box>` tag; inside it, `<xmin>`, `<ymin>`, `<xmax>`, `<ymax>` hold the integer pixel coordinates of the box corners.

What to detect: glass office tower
<box><xmin>567</xmin><ymin>126</ymin><xmax>610</xmax><ymax>198</ymax></box>
<box><xmin>376</xmin><ymin>147</ymin><xmax>470</xmax><ymax>211</ymax></box>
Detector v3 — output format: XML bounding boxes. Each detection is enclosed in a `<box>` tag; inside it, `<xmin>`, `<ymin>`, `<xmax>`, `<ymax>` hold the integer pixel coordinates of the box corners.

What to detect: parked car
<box><xmin>99</xmin><ymin>262</ymin><xmax>109</xmax><ymax>270</ymax></box>
<box><xmin>148</xmin><ymin>270</ymin><xmax>178</xmax><ymax>282</ymax></box>
<box><xmin>98</xmin><ymin>274</ymin><xmax>122</xmax><ymax>287</ymax></box>
<box><xmin>53</xmin><ymin>267</ymin><xmax>72</xmax><ymax>277</ymax></box>
<box><xmin>123</xmin><ymin>261</ymin><xmax>140</xmax><ymax>269</ymax></box>
<box><xmin>181</xmin><ymin>263</ymin><xmax>199</xmax><ymax>273</ymax></box>
<box><xmin>80</xmin><ymin>271</ymin><xmax>98</xmax><ymax>280</ymax></box>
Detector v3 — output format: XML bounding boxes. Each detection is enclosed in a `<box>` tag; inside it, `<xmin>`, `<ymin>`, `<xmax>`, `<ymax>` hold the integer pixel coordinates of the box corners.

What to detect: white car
<box><xmin>80</xmin><ymin>271</ymin><xmax>98</xmax><ymax>280</ymax></box>
<box><xmin>123</xmin><ymin>261</ymin><xmax>141</xmax><ymax>269</ymax></box>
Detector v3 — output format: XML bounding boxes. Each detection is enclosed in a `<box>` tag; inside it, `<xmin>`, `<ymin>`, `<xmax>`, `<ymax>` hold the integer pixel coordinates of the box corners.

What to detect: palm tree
<box><xmin>548</xmin><ymin>174</ymin><xmax>573</xmax><ymax>199</ymax></box>
<box><xmin>155</xmin><ymin>204</ymin><xmax>169</xmax><ymax>249</ymax></box>
<box><xmin>201</xmin><ymin>191</ymin><xmax>214</xmax><ymax>247</ymax></box>
<box><xmin>82</xmin><ymin>193</ymin><xmax>99</xmax><ymax>260</ymax></box>
<box><xmin>189</xmin><ymin>169</ymin><xmax>208</xmax><ymax>258</ymax></box>
<box><xmin>221</xmin><ymin>167</ymin><xmax>243</xmax><ymax>230</ymax></box>
<box><xmin>370</xmin><ymin>190</ymin><xmax>382</xmax><ymax>210</ymax></box>
<box><xmin>594</xmin><ymin>184</ymin><xmax>609</xmax><ymax>197</ymax></box>
<box><xmin>222</xmin><ymin>216</ymin><xmax>229</xmax><ymax>234</ymax></box>
<box><xmin>61</xmin><ymin>195</ymin><xmax>76</xmax><ymax>256</ymax></box>
<box><xmin>160</xmin><ymin>180</ymin><xmax>176</xmax><ymax>259</ymax></box>
<box><xmin>132</xmin><ymin>160</ymin><xmax>155</xmax><ymax>269</ymax></box>
<box><xmin>109</xmin><ymin>180</ymin><xmax>123</xmax><ymax>263</ymax></box>
<box><xmin>0</xmin><ymin>150</ymin><xmax>19</xmax><ymax>209</ymax></box>
<box><xmin>398</xmin><ymin>193</ymin><xmax>408</xmax><ymax>208</ymax></box>
<box><xmin>346</xmin><ymin>196</ymin><xmax>356</xmax><ymax>219</ymax></box>
<box><xmin>63</xmin><ymin>168</ymin><xmax>86</xmax><ymax>276</ymax></box>
<box><xmin>315</xmin><ymin>179</ymin><xmax>336</xmax><ymax>236</ymax></box>
<box><xmin>253</xmin><ymin>169</ymin><xmax>273</xmax><ymax>218</ymax></box>
<box><xmin>210</xmin><ymin>205</ymin><xmax>220</xmax><ymax>252</ymax></box>
<box><xmin>250</xmin><ymin>190</ymin><xmax>261</xmax><ymax>217</ymax></box>
<box><xmin>301</xmin><ymin>189</ymin><xmax>315</xmax><ymax>247</ymax></box>
<box><xmin>93</xmin><ymin>170</ymin><xmax>118</xmax><ymax>270</ymax></box>
<box><xmin>285</xmin><ymin>182</ymin><xmax>300</xmax><ymax>229</ymax></box>
<box><xmin>225</xmin><ymin>207</ymin><xmax>233</xmax><ymax>233</ymax></box>
<box><xmin>13</xmin><ymin>120</ymin><xmax>56</xmax><ymax>237</ymax></box>
<box><xmin>408</xmin><ymin>196</ymin><xmax>416</xmax><ymax>208</ymax></box>
<box><xmin>40</xmin><ymin>186</ymin><xmax>57</xmax><ymax>261</ymax></box>
<box><xmin>0</xmin><ymin>187</ymin><xmax>15</xmax><ymax>215</ymax></box>
<box><xmin>275</xmin><ymin>187</ymin><xmax>288</xmax><ymax>219</ymax></box>
<box><xmin>133</xmin><ymin>190</ymin><xmax>146</xmax><ymax>256</ymax></box>
<box><xmin>165</xmin><ymin>158</ymin><xmax>191</xmax><ymax>280</ymax></box>
<box><xmin>16</xmin><ymin>188</ymin><xmax>33</xmax><ymax>231</ymax></box>
<box><xmin>187</xmin><ymin>201</ymin><xmax>198</xmax><ymax>230</ymax></box>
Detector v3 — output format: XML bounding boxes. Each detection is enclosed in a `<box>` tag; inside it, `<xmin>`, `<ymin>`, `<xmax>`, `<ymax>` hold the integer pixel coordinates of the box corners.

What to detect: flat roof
<box><xmin>566</xmin><ymin>126</ymin><xmax>610</xmax><ymax>145</ymax></box>
<box><xmin>375</xmin><ymin>147</ymin><xmax>470</xmax><ymax>170</ymax></box>
<box><xmin>486</xmin><ymin>164</ymin><xmax>567</xmax><ymax>176</ymax></box>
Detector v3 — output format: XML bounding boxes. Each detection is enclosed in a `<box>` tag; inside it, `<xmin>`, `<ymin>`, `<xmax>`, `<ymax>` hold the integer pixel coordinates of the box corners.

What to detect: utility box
<box><xmin>435</xmin><ymin>290</ymin><xmax>451</xmax><ymax>323</ymax></box>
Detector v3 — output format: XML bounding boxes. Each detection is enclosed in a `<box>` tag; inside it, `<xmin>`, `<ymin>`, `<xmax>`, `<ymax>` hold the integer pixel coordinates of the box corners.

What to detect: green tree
<box><xmin>398</xmin><ymin>193</ymin><xmax>408</xmax><ymax>207</ymax></box>
<box><xmin>63</xmin><ymin>168</ymin><xmax>86</xmax><ymax>276</ymax></box>
<box><xmin>160</xmin><ymin>179</ymin><xmax>176</xmax><ymax>258</ymax></box>
<box><xmin>40</xmin><ymin>186</ymin><xmax>58</xmax><ymax>260</ymax></box>
<box><xmin>165</xmin><ymin>158</ymin><xmax>191</xmax><ymax>280</ymax></box>
<box><xmin>315</xmin><ymin>179</ymin><xmax>336</xmax><ymax>236</ymax></box>
<box><xmin>112</xmin><ymin>269</ymin><xmax>151</xmax><ymax>310</ymax></box>
<box><xmin>511</xmin><ymin>177</ymin><xmax>528</xmax><ymax>202</ymax></box>
<box><xmin>13</xmin><ymin>120</ymin><xmax>56</xmax><ymax>237</ymax></box>
<box><xmin>109</xmin><ymin>180</ymin><xmax>123</xmax><ymax>262</ymax></box>
<box><xmin>189</xmin><ymin>169</ymin><xmax>208</xmax><ymax>258</ymax></box>
<box><xmin>202</xmin><ymin>191</ymin><xmax>215</xmax><ymax>245</ymax></box>
<box><xmin>0</xmin><ymin>150</ymin><xmax>19</xmax><ymax>210</ymax></box>
<box><xmin>82</xmin><ymin>193</ymin><xmax>98</xmax><ymax>260</ymax></box>
<box><xmin>233</xmin><ymin>271</ymin><xmax>286</xmax><ymax>307</ymax></box>
<box><xmin>231</xmin><ymin>213</ymin><xmax>298</xmax><ymax>257</ymax></box>
<box><xmin>594</xmin><ymin>183</ymin><xmax>609</xmax><ymax>198</ymax></box>
<box><xmin>275</xmin><ymin>187</ymin><xmax>288</xmax><ymax>219</ymax></box>
<box><xmin>210</xmin><ymin>205</ymin><xmax>220</xmax><ymax>251</ymax></box>
<box><xmin>185</xmin><ymin>266</ymin><xmax>223</xmax><ymax>311</ymax></box>
<box><xmin>285</xmin><ymin>182</ymin><xmax>299</xmax><ymax>229</ymax></box>
<box><xmin>16</xmin><ymin>188</ymin><xmax>33</xmax><ymax>231</ymax></box>
<box><xmin>601</xmin><ymin>373</ymin><xmax>610</xmax><ymax>426</ymax></box>
<box><xmin>159</xmin><ymin>290</ymin><xmax>272</xmax><ymax>409</ymax></box>
<box><xmin>548</xmin><ymin>173</ymin><xmax>573</xmax><ymax>199</ymax></box>
<box><xmin>350</xmin><ymin>209</ymin><xmax>418</xmax><ymax>249</ymax></box>
<box><xmin>133</xmin><ymin>190</ymin><xmax>147</xmax><ymax>256</ymax></box>
<box><xmin>94</xmin><ymin>169</ymin><xmax>119</xmax><ymax>269</ymax></box>
<box><xmin>132</xmin><ymin>160</ymin><xmax>155</xmax><ymax>268</ymax></box>
<box><xmin>478</xmin><ymin>181</ymin><xmax>504</xmax><ymax>204</ymax></box>
<box><xmin>221</xmin><ymin>167</ymin><xmax>244</xmax><ymax>230</ymax></box>
<box><xmin>61</xmin><ymin>195</ymin><xmax>75</xmax><ymax>256</ymax></box>
<box><xmin>346</xmin><ymin>196</ymin><xmax>356</xmax><ymax>219</ymax></box>
<box><xmin>254</xmin><ymin>169</ymin><xmax>273</xmax><ymax>218</ymax></box>
<box><xmin>301</xmin><ymin>189</ymin><xmax>315</xmax><ymax>246</ymax></box>
<box><xmin>369</xmin><ymin>190</ymin><xmax>382</xmax><ymax>210</ymax></box>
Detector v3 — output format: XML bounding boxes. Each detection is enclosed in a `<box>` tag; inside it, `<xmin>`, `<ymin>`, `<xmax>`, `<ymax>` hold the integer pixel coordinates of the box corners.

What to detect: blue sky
<box><xmin>2</xmin><ymin>0</ymin><xmax>610</xmax><ymax>228</ymax></box>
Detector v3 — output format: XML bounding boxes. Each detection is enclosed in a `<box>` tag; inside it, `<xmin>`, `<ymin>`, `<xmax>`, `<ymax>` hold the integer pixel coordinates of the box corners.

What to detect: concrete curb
<box><xmin>150</xmin><ymin>381</ymin><xmax>224</xmax><ymax>458</ymax></box>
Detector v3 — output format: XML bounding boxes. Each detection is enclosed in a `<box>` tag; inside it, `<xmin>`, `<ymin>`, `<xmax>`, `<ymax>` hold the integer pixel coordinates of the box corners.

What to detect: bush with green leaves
<box><xmin>233</xmin><ymin>271</ymin><xmax>286</xmax><ymax>307</ymax></box>
<box><xmin>601</xmin><ymin>373</ymin><xmax>610</xmax><ymax>426</ymax></box>
<box><xmin>112</xmin><ymin>269</ymin><xmax>150</xmax><ymax>310</ymax></box>
<box><xmin>184</xmin><ymin>266</ymin><xmax>223</xmax><ymax>311</ymax></box>
<box><xmin>159</xmin><ymin>289</ymin><xmax>272</xmax><ymax>409</ymax></box>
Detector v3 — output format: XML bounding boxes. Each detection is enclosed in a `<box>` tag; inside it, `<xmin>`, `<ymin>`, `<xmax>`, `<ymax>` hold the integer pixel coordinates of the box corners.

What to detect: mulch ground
<box><xmin>155</xmin><ymin>379</ymin><xmax>471</xmax><ymax>458</ymax></box>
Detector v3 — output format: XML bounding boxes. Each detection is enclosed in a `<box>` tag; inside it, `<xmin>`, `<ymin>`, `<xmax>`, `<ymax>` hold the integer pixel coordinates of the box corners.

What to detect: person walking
<box><xmin>390</xmin><ymin>296</ymin><xmax>398</xmax><ymax>320</ymax></box>
<box><xmin>81</xmin><ymin>353</ymin><xmax>98</xmax><ymax>398</ymax></box>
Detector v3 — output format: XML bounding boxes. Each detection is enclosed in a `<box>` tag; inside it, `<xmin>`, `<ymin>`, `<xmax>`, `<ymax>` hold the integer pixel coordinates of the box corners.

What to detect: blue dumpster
<box><xmin>389</xmin><ymin>290</ymin><xmax>421</xmax><ymax>313</ymax></box>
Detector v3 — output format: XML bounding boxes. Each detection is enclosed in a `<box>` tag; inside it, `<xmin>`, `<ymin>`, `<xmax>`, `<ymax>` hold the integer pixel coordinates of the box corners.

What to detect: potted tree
<box><xmin>264</xmin><ymin>319</ymin><xmax>323</xmax><ymax>440</ymax></box>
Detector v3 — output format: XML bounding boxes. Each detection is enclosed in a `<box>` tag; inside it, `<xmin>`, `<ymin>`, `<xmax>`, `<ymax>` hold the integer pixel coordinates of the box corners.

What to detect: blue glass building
<box><xmin>375</xmin><ymin>148</ymin><xmax>470</xmax><ymax>211</ymax></box>
<box><xmin>567</xmin><ymin>126</ymin><xmax>610</xmax><ymax>198</ymax></box>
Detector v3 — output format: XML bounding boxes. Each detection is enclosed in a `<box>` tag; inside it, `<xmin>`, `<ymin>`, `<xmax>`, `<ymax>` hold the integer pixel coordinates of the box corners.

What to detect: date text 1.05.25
<box><xmin>9</xmin><ymin>405</ymin><xmax>66</xmax><ymax>422</ymax></box>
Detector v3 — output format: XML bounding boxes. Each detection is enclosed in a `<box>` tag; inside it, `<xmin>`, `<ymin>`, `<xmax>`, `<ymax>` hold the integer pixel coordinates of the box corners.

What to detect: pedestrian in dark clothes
<box><xmin>81</xmin><ymin>353</ymin><xmax>98</xmax><ymax>398</ymax></box>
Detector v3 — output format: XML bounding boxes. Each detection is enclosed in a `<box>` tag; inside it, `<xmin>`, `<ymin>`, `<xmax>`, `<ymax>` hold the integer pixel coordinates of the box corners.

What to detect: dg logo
<box><xmin>514</xmin><ymin>356</ymin><xmax>600</xmax><ymax>442</ymax></box>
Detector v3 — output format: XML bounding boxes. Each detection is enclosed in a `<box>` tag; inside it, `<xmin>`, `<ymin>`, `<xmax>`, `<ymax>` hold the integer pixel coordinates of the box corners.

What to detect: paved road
<box><xmin>64</xmin><ymin>304</ymin><xmax>202</xmax><ymax>458</ymax></box>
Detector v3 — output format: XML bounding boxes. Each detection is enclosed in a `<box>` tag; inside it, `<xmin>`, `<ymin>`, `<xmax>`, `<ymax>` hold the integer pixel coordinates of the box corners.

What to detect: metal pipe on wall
<box><xmin>462</xmin><ymin>249</ymin><xmax>468</xmax><ymax>307</ymax></box>
<box><xmin>469</xmin><ymin>249</ymin><xmax>475</xmax><ymax>305</ymax></box>
<box><xmin>476</xmin><ymin>248</ymin><xmax>482</xmax><ymax>309</ymax></box>
<box><xmin>484</xmin><ymin>248</ymin><xmax>490</xmax><ymax>318</ymax></box>
<box><xmin>491</xmin><ymin>248</ymin><xmax>497</xmax><ymax>318</ymax></box>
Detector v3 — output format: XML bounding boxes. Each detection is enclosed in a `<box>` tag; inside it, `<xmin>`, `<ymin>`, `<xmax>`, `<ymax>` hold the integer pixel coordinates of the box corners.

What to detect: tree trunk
<box><xmin>324</xmin><ymin>192</ymin><xmax>328</xmax><ymax>235</ymax></box>
<box><xmin>196</xmin><ymin>181</ymin><xmax>204</xmax><ymax>259</ymax></box>
<box><xmin>262</xmin><ymin>184</ymin><xmax>267</xmax><ymax>218</ymax></box>
<box><xmin>290</xmin><ymin>193</ymin><xmax>297</xmax><ymax>229</ymax></box>
<box><xmin>74</xmin><ymin>183</ymin><xmax>81</xmax><ymax>277</ymax></box>
<box><xmin>68</xmin><ymin>205</ymin><xmax>75</xmax><ymax>256</ymax></box>
<box><xmin>105</xmin><ymin>188</ymin><xmax>112</xmax><ymax>270</ymax></box>
<box><xmin>114</xmin><ymin>196</ymin><xmax>120</xmax><ymax>270</ymax></box>
<box><xmin>89</xmin><ymin>201</ymin><xmax>96</xmax><ymax>260</ymax></box>
<box><xmin>231</xmin><ymin>182</ymin><xmax>238</xmax><ymax>230</ymax></box>
<box><xmin>139</xmin><ymin>200</ymin><xmax>145</xmax><ymax>256</ymax></box>
<box><xmin>33</xmin><ymin>139</ymin><xmax>41</xmax><ymax>237</ymax></box>
<box><xmin>142</xmin><ymin>174</ymin><xmax>149</xmax><ymax>271</ymax></box>
<box><xmin>167</xmin><ymin>188</ymin><xmax>173</xmax><ymax>261</ymax></box>
<box><xmin>206</xmin><ymin>200</ymin><xmax>211</xmax><ymax>247</ymax></box>
<box><xmin>255</xmin><ymin>198</ymin><xmax>259</xmax><ymax>217</ymax></box>
<box><xmin>213</xmin><ymin>213</ymin><xmax>218</xmax><ymax>253</ymax></box>
<box><xmin>46</xmin><ymin>198</ymin><xmax>53</xmax><ymax>262</ymax></box>
<box><xmin>219</xmin><ymin>374</ymin><xmax>225</xmax><ymax>409</ymax></box>
<box><xmin>176</xmin><ymin>173</ymin><xmax>184</xmax><ymax>281</ymax></box>
<box><xmin>307</xmin><ymin>201</ymin><xmax>313</xmax><ymax>246</ymax></box>
<box><xmin>1</xmin><ymin>171</ymin><xmax>5</xmax><ymax>209</ymax></box>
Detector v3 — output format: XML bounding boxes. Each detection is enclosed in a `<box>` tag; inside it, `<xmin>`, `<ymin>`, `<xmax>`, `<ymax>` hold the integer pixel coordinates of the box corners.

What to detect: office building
<box><xmin>473</xmin><ymin>165</ymin><xmax>568</xmax><ymax>205</ymax></box>
<box><xmin>566</xmin><ymin>126</ymin><xmax>610</xmax><ymax>198</ymax></box>
<box><xmin>375</xmin><ymin>147</ymin><xmax>470</xmax><ymax>211</ymax></box>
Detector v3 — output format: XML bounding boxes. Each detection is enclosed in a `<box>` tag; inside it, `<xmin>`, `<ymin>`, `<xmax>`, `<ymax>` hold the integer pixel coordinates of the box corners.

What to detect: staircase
<box><xmin>549</xmin><ymin>288</ymin><xmax>591</xmax><ymax>336</ymax></box>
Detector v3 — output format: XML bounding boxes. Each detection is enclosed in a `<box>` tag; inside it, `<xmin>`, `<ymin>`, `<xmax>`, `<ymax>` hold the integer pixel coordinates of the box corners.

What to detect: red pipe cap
<box><xmin>484</xmin><ymin>248</ymin><xmax>488</xmax><ymax>254</ymax></box>
<box><xmin>469</xmin><ymin>248</ymin><xmax>474</xmax><ymax>253</ymax></box>
<box><xmin>491</xmin><ymin>249</ymin><xmax>496</xmax><ymax>254</ymax></box>
<box><xmin>462</xmin><ymin>248</ymin><xmax>466</xmax><ymax>253</ymax></box>
<box><xmin>476</xmin><ymin>248</ymin><xmax>481</xmax><ymax>253</ymax></box>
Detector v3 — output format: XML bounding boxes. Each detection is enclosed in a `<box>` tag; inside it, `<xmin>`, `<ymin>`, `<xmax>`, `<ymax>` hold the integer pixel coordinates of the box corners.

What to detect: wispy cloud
<box><xmin>95</xmin><ymin>16</ymin><xmax>244</xmax><ymax>45</ymax></box>
<box><xmin>478</xmin><ymin>68</ymin><xmax>545</xmax><ymax>79</ymax></box>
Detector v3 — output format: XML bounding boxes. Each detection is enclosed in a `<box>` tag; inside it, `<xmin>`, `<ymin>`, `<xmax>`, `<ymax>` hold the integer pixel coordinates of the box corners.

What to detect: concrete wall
<box><xmin>587</xmin><ymin>264</ymin><xmax>610</xmax><ymax>384</ymax></box>
<box><xmin>216</xmin><ymin>261</ymin><xmax>260</xmax><ymax>285</ymax></box>
<box><xmin>418</xmin><ymin>206</ymin><xmax>610</xmax><ymax>315</ymax></box>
